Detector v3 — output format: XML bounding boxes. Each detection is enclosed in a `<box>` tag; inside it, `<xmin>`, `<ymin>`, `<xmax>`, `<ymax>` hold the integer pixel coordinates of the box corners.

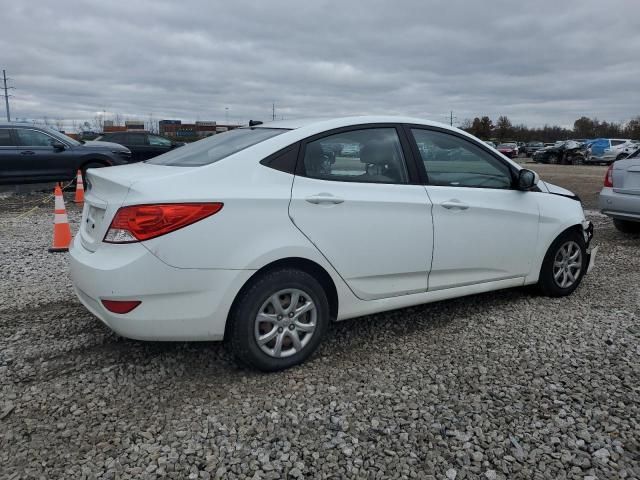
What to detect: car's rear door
<box><xmin>0</xmin><ymin>128</ymin><xmax>22</xmax><ymax>184</ymax></box>
<box><xmin>15</xmin><ymin>128</ymin><xmax>75</xmax><ymax>182</ymax></box>
<box><xmin>122</xmin><ymin>134</ymin><xmax>147</xmax><ymax>162</ymax></box>
<box><xmin>289</xmin><ymin>124</ymin><xmax>433</xmax><ymax>300</ymax></box>
<box><xmin>407</xmin><ymin>126</ymin><xmax>539</xmax><ymax>291</ymax></box>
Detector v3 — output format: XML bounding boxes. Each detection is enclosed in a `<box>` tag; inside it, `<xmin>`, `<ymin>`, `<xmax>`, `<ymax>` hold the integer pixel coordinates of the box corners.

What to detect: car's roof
<box><xmin>0</xmin><ymin>122</ymin><xmax>47</xmax><ymax>128</ymax></box>
<box><xmin>256</xmin><ymin>115</ymin><xmax>457</xmax><ymax>132</ymax></box>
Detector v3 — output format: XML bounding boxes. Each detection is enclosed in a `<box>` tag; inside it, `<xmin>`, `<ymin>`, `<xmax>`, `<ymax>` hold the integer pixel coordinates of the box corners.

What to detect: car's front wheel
<box><xmin>613</xmin><ymin>219</ymin><xmax>640</xmax><ymax>234</ymax></box>
<box><xmin>227</xmin><ymin>268</ymin><xmax>330</xmax><ymax>371</ymax></box>
<box><xmin>538</xmin><ymin>230</ymin><xmax>587</xmax><ymax>297</ymax></box>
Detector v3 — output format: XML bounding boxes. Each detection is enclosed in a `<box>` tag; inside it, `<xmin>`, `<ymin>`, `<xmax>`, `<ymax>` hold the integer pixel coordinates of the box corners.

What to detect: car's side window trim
<box><xmin>402</xmin><ymin>124</ymin><xmax>518</xmax><ymax>189</ymax></box>
<box><xmin>295</xmin><ymin>123</ymin><xmax>422</xmax><ymax>185</ymax></box>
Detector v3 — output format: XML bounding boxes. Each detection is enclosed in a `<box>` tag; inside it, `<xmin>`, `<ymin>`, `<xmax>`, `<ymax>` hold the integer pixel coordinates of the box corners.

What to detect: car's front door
<box><xmin>0</xmin><ymin>128</ymin><xmax>22</xmax><ymax>184</ymax></box>
<box><xmin>408</xmin><ymin>127</ymin><xmax>540</xmax><ymax>291</ymax></box>
<box><xmin>15</xmin><ymin>128</ymin><xmax>75</xmax><ymax>182</ymax></box>
<box><xmin>289</xmin><ymin>125</ymin><xmax>433</xmax><ymax>300</ymax></box>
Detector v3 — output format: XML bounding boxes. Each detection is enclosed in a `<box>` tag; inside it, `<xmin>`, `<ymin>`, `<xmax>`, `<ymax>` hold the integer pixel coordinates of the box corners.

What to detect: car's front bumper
<box><xmin>599</xmin><ymin>187</ymin><xmax>640</xmax><ymax>221</ymax></box>
<box><xmin>69</xmin><ymin>236</ymin><xmax>254</xmax><ymax>341</ymax></box>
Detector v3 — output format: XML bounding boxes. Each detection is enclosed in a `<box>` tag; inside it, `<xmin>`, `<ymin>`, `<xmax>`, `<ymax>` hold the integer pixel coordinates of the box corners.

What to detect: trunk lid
<box><xmin>79</xmin><ymin>162</ymin><xmax>190</xmax><ymax>251</ymax></box>
<box><xmin>613</xmin><ymin>158</ymin><xmax>640</xmax><ymax>196</ymax></box>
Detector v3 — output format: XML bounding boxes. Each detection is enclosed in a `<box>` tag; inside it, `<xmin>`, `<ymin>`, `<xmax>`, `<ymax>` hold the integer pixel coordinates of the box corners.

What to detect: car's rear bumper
<box><xmin>69</xmin><ymin>235</ymin><xmax>254</xmax><ymax>341</ymax></box>
<box><xmin>599</xmin><ymin>187</ymin><xmax>640</xmax><ymax>221</ymax></box>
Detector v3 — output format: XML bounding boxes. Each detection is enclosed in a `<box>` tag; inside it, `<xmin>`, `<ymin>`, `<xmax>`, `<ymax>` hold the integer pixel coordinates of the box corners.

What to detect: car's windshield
<box><xmin>43</xmin><ymin>126</ymin><xmax>81</xmax><ymax>146</ymax></box>
<box><xmin>146</xmin><ymin>127</ymin><xmax>288</xmax><ymax>166</ymax></box>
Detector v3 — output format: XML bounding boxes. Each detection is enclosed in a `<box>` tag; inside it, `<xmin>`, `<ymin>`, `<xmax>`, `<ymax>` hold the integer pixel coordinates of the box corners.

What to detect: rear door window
<box><xmin>0</xmin><ymin>129</ymin><xmax>13</xmax><ymax>146</ymax></box>
<box><xmin>126</xmin><ymin>134</ymin><xmax>147</xmax><ymax>146</ymax></box>
<box><xmin>300</xmin><ymin>128</ymin><xmax>409</xmax><ymax>184</ymax></box>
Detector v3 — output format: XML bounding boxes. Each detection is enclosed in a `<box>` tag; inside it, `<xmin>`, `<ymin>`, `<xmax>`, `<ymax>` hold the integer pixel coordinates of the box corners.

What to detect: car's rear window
<box><xmin>146</xmin><ymin>128</ymin><xmax>287</xmax><ymax>166</ymax></box>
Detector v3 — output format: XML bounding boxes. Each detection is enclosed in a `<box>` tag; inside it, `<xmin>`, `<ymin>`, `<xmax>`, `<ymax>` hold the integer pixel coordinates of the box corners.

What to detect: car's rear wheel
<box><xmin>538</xmin><ymin>230</ymin><xmax>587</xmax><ymax>297</ymax></box>
<box><xmin>226</xmin><ymin>268</ymin><xmax>329</xmax><ymax>371</ymax></box>
<box><xmin>613</xmin><ymin>219</ymin><xmax>640</xmax><ymax>234</ymax></box>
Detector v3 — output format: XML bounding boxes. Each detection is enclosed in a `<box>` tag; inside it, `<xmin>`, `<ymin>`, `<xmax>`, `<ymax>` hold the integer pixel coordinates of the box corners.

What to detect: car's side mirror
<box><xmin>517</xmin><ymin>168</ymin><xmax>539</xmax><ymax>190</ymax></box>
<box><xmin>52</xmin><ymin>141</ymin><xmax>66</xmax><ymax>151</ymax></box>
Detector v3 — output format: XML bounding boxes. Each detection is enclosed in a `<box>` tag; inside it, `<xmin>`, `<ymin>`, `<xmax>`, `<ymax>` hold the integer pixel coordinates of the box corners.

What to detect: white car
<box><xmin>70</xmin><ymin>116</ymin><xmax>595</xmax><ymax>371</ymax></box>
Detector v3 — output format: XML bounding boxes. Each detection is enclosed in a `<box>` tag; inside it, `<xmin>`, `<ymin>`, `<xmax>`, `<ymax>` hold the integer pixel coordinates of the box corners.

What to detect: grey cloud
<box><xmin>1</xmin><ymin>0</ymin><xmax>639</xmax><ymax>129</ymax></box>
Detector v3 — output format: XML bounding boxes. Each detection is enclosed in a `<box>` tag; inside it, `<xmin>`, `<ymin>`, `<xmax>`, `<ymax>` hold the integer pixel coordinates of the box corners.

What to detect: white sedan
<box><xmin>70</xmin><ymin>116</ymin><xmax>595</xmax><ymax>371</ymax></box>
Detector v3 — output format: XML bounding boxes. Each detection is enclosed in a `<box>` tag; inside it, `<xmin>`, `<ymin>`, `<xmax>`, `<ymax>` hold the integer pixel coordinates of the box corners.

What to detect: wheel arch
<box><xmin>526</xmin><ymin>222</ymin><xmax>586</xmax><ymax>285</ymax></box>
<box><xmin>79</xmin><ymin>156</ymin><xmax>112</xmax><ymax>170</ymax></box>
<box><xmin>224</xmin><ymin>257</ymin><xmax>339</xmax><ymax>340</ymax></box>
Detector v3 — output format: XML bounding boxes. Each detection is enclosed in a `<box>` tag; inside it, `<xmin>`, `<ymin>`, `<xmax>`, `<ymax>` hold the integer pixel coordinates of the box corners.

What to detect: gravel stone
<box><xmin>1</xmin><ymin>185</ymin><xmax>639</xmax><ymax>479</ymax></box>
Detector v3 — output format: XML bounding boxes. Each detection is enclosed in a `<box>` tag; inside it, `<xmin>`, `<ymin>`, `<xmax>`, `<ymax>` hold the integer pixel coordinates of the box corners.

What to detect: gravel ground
<box><xmin>1</xmin><ymin>172</ymin><xmax>639</xmax><ymax>479</ymax></box>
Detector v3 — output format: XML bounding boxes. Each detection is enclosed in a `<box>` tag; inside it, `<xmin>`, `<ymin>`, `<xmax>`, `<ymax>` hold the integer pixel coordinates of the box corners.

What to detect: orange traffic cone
<box><xmin>74</xmin><ymin>170</ymin><xmax>84</xmax><ymax>204</ymax></box>
<box><xmin>49</xmin><ymin>184</ymin><xmax>72</xmax><ymax>252</ymax></box>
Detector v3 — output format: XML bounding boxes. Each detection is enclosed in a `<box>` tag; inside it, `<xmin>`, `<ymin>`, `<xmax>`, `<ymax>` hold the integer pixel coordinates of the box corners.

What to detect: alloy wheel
<box><xmin>552</xmin><ymin>241</ymin><xmax>583</xmax><ymax>288</ymax></box>
<box><xmin>254</xmin><ymin>289</ymin><xmax>317</xmax><ymax>358</ymax></box>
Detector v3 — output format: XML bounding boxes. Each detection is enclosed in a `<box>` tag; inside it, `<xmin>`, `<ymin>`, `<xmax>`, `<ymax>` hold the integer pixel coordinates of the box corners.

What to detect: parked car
<box><xmin>524</xmin><ymin>141</ymin><xmax>544</xmax><ymax>156</ymax></box>
<box><xmin>532</xmin><ymin>140</ymin><xmax>589</xmax><ymax>165</ymax></box>
<box><xmin>517</xmin><ymin>142</ymin><xmax>526</xmax><ymax>155</ymax></box>
<box><xmin>70</xmin><ymin>116</ymin><xmax>595</xmax><ymax>371</ymax></box>
<box><xmin>496</xmin><ymin>143</ymin><xmax>518</xmax><ymax>158</ymax></box>
<box><xmin>599</xmin><ymin>148</ymin><xmax>640</xmax><ymax>233</ymax></box>
<box><xmin>484</xmin><ymin>141</ymin><xmax>496</xmax><ymax>148</ymax></box>
<box><xmin>95</xmin><ymin>132</ymin><xmax>185</xmax><ymax>162</ymax></box>
<box><xmin>587</xmin><ymin>138</ymin><xmax>634</xmax><ymax>164</ymax></box>
<box><xmin>0</xmin><ymin>122</ymin><xmax>132</xmax><ymax>185</ymax></box>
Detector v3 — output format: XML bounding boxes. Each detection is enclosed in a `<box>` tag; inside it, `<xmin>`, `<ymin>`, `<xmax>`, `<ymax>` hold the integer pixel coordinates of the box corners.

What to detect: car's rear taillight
<box><xmin>104</xmin><ymin>203</ymin><xmax>223</xmax><ymax>243</ymax></box>
<box><xmin>604</xmin><ymin>164</ymin><xmax>613</xmax><ymax>187</ymax></box>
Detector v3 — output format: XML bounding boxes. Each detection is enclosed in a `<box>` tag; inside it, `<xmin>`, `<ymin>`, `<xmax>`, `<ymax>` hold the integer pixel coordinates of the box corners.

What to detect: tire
<box><xmin>548</xmin><ymin>154</ymin><xmax>559</xmax><ymax>165</ymax></box>
<box><xmin>226</xmin><ymin>268</ymin><xmax>330</xmax><ymax>372</ymax></box>
<box><xmin>613</xmin><ymin>219</ymin><xmax>640</xmax><ymax>234</ymax></box>
<box><xmin>81</xmin><ymin>161</ymin><xmax>106</xmax><ymax>184</ymax></box>
<box><xmin>538</xmin><ymin>230</ymin><xmax>587</xmax><ymax>297</ymax></box>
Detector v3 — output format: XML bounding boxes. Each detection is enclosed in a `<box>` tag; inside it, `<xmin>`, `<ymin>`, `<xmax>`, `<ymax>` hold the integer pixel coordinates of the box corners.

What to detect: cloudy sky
<box><xmin>2</xmin><ymin>0</ymin><xmax>639</xmax><ymax>130</ymax></box>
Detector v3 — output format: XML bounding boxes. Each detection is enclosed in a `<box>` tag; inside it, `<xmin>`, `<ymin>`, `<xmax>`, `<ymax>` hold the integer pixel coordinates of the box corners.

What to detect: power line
<box><xmin>2</xmin><ymin>69</ymin><xmax>15</xmax><ymax>122</ymax></box>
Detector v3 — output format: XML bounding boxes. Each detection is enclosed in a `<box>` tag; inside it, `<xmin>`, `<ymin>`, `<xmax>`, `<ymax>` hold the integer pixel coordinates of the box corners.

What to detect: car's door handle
<box><xmin>20</xmin><ymin>150</ymin><xmax>35</xmax><ymax>155</ymax></box>
<box><xmin>305</xmin><ymin>194</ymin><xmax>344</xmax><ymax>205</ymax></box>
<box><xmin>441</xmin><ymin>200</ymin><xmax>469</xmax><ymax>210</ymax></box>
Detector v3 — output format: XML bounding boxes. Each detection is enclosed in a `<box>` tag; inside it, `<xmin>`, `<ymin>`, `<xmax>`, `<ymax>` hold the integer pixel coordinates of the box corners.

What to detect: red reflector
<box><xmin>101</xmin><ymin>299</ymin><xmax>142</xmax><ymax>314</ymax></box>
<box><xmin>104</xmin><ymin>202</ymin><xmax>223</xmax><ymax>243</ymax></box>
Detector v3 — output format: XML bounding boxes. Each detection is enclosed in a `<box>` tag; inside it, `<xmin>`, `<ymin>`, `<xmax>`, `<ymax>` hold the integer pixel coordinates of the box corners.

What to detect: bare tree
<box><xmin>113</xmin><ymin>112</ymin><xmax>123</xmax><ymax>126</ymax></box>
<box><xmin>54</xmin><ymin>118</ymin><xmax>65</xmax><ymax>132</ymax></box>
<box><xmin>92</xmin><ymin>114</ymin><xmax>104</xmax><ymax>133</ymax></box>
<box><xmin>146</xmin><ymin>113</ymin><xmax>159</xmax><ymax>134</ymax></box>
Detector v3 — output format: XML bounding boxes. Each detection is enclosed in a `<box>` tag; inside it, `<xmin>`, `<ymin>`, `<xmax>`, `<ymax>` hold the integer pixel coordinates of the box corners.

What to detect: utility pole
<box><xmin>272</xmin><ymin>103</ymin><xmax>275</xmax><ymax>121</ymax></box>
<box><xmin>225</xmin><ymin>107</ymin><xmax>229</xmax><ymax>125</ymax></box>
<box><xmin>2</xmin><ymin>69</ymin><xmax>14</xmax><ymax>122</ymax></box>
<box><xmin>450</xmin><ymin>111</ymin><xmax>454</xmax><ymax>126</ymax></box>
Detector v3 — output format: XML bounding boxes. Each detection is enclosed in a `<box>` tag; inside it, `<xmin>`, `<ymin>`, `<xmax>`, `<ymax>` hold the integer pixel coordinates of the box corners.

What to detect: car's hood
<box><xmin>539</xmin><ymin>180</ymin><xmax>579</xmax><ymax>200</ymax></box>
<box><xmin>82</xmin><ymin>140</ymin><xmax>128</xmax><ymax>150</ymax></box>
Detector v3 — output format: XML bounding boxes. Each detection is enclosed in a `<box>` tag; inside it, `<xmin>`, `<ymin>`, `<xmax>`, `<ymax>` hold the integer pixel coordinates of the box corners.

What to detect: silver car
<box><xmin>599</xmin><ymin>148</ymin><xmax>640</xmax><ymax>233</ymax></box>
